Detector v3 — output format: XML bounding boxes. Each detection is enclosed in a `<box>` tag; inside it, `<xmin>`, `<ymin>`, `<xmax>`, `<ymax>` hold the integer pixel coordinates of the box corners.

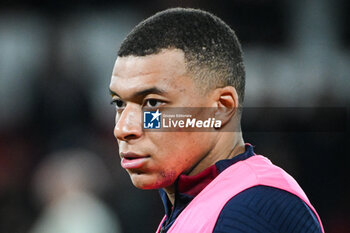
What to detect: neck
<box><xmin>188</xmin><ymin>131</ymin><xmax>245</xmax><ymax>176</ymax></box>
<box><xmin>163</xmin><ymin>131</ymin><xmax>245</xmax><ymax>205</ymax></box>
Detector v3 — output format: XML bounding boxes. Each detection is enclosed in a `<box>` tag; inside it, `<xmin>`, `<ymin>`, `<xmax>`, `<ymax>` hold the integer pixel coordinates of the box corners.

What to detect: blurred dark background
<box><xmin>0</xmin><ymin>0</ymin><xmax>349</xmax><ymax>232</ymax></box>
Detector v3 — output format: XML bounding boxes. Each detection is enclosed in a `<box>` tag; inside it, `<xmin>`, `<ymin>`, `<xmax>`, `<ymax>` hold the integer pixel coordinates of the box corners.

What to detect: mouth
<box><xmin>120</xmin><ymin>152</ymin><xmax>150</xmax><ymax>169</ymax></box>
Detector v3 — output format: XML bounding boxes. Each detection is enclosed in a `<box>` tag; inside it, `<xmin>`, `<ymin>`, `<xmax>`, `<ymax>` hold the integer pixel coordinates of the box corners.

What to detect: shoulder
<box><xmin>213</xmin><ymin>185</ymin><xmax>322</xmax><ymax>233</ymax></box>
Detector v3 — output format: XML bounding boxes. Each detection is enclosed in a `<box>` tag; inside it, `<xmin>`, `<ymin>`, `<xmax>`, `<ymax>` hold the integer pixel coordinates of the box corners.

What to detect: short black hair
<box><xmin>118</xmin><ymin>8</ymin><xmax>246</xmax><ymax>104</ymax></box>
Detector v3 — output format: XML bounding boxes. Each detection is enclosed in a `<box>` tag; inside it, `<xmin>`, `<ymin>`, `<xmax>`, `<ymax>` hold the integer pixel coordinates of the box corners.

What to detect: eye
<box><xmin>145</xmin><ymin>99</ymin><xmax>164</xmax><ymax>108</ymax></box>
<box><xmin>110</xmin><ymin>99</ymin><xmax>126</xmax><ymax>110</ymax></box>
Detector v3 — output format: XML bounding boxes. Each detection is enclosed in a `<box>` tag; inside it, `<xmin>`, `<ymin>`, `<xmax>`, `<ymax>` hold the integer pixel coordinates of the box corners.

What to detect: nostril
<box><xmin>124</xmin><ymin>134</ymin><xmax>139</xmax><ymax>140</ymax></box>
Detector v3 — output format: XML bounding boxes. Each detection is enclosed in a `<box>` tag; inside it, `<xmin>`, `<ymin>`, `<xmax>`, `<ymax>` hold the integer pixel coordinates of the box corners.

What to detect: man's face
<box><xmin>109</xmin><ymin>49</ymin><xmax>217</xmax><ymax>189</ymax></box>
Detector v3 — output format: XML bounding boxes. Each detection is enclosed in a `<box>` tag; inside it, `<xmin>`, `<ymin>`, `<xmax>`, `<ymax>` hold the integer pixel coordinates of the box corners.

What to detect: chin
<box><xmin>129</xmin><ymin>172</ymin><xmax>177</xmax><ymax>190</ymax></box>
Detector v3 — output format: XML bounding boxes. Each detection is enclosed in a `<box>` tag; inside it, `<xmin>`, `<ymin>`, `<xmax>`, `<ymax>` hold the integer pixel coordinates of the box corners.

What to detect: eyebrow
<box><xmin>109</xmin><ymin>87</ymin><xmax>166</xmax><ymax>99</ymax></box>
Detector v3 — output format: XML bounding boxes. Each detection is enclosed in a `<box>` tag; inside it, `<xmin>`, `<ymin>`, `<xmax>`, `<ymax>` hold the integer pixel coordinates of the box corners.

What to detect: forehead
<box><xmin>110</xmin><ymin>49</ymin><xmax>188</xmax><ymax>95</ymax></box>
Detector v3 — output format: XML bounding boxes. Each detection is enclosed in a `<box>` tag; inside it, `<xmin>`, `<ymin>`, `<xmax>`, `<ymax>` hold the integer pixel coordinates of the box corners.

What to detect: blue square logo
<box><xmin>143</xmin><ymin>109</ymin><xmax>161</xmax><ymax>129</ymax></box>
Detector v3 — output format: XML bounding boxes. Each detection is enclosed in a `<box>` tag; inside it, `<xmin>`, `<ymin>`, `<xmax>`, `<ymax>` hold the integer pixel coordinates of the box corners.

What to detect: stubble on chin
<box><xmin>130</xmin><ymin>169</ymin><xmax>178</xmax><ymax>190</ymax></box>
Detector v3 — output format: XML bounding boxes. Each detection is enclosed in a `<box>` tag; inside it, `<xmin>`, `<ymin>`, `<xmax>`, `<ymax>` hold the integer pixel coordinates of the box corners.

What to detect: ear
<box><xmin>212</xmin><ymin>86</ymin><xmax>239</xmax><ymax>126</ymax></box>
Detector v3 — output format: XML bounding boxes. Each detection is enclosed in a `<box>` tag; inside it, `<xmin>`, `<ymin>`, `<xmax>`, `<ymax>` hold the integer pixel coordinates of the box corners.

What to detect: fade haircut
<box><xmin>118</xmin><ymin>8</ymin><xmax>246</xmax><ymax>104</ymax></box>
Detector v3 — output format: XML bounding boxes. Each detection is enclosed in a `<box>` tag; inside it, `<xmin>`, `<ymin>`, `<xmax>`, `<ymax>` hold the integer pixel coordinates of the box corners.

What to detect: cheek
<box><xmin>154</xmin><ymin>132</ymin><xmax>201</xmax><ymax>147</ymax></box>
<box><xmin>155</xmin><ymin>133</ymin><xmax>209</xmax><ymax>166</ymax></box>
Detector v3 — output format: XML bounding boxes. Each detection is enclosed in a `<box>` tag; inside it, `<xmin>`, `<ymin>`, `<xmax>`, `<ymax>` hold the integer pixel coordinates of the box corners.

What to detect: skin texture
<box><xmin>109</xmin><ymin>49</ymin><xmax>245</xmax><ymax>204</ymax></box>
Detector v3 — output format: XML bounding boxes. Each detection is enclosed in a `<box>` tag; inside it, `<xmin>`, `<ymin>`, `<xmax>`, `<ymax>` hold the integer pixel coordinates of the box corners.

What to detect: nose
<box><xmin>114</xmin><ymin>104</ymin><xmax>142</xmax><ymax>141</ymax></box>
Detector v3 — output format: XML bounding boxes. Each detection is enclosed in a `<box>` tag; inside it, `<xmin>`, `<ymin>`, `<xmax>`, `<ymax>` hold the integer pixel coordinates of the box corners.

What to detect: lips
<box><xmin>120</xmin><ymin>152</ymin><xmax>149</xmax><ymax>169</ymax></box>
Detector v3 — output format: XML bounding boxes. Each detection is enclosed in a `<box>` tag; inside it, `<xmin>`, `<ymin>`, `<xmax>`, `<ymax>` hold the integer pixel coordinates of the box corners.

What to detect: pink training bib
<box><xmin>156</xmin><ymin>155</ymin><xmax>324</xmax><ymax>233</ymax></box>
